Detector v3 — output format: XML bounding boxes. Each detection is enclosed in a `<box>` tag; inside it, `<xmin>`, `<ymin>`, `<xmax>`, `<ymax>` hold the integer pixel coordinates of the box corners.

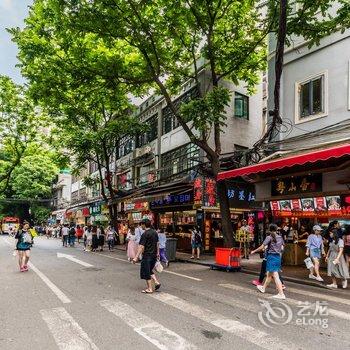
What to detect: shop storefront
<box><xmin>89</xmin><ymin>202</ymin><xmax>109</xmax><ymax>224</ymax></box>
<box><xmin>217</xmin><ymin>143</ymin><xmax>350</xmax><ymax>265</ymax></box>
<box><xmin>150</xmin><ymin>192</ymin><xmax>195</xmax><ymax>251</ymax></box>
<box><xmin>51</xmin><ymin>209</ymin><xmax>66</xmax><ymax>224</ymax></box>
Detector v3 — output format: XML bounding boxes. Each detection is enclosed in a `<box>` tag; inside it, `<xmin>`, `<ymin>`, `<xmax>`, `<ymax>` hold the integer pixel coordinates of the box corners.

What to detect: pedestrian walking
<box><xmin>68</xmin><ymin>224</ymin><xmax>76</xmax><ymax>247</ymax></box>
<box><xmin>306</xmin><ymin>225</ymin><xmax>325</xmax><ymax>282</ymax></box>
<box><xmin>126</xmin><ymin>224</ymin><xmax>138</xmax><ymax>261</ymax></box>
<box><xmin>15</xmin><ymin>223</ymin><xmax>32</xmax><ymax>272</ymax></box>
<box><xmin>190</xmin><ymin>226</ymin><xmax>202</xmax><ymax>260</ymax></box>
<box><xmin>91</xmin><ymin>225</ymin><xmax>98</xmax><ymax>252</ymax></box>
<box><xmin>158</xmin><ymin>228</ymin><xmax>169</xmax><ymax>267</ymax></box>
<box><xmin>132</xmin><ymin>219</ymin><xmax>161</xmax><ymax>294</ymax></box>
<box><xmin>84</xmin><ymin>225</ymin><xmax>92</xmax><ymax>251</ymax></box>
<box><xmin>325</xmin><ymin>229</ymin><xmax>349</xmax><ymax>289</ymax></box>
<box><xmin>251</xmin><ymin>224</ymin><xmax>286</xmax><ymax>299</ymax></box>
<box><xmin>61</xmin><ymin>224</ymin><xmax>69</xmax><ymax>247</ymax></box>
<box><xmin>106</xmin><ymin>225</ymin><xmax>116</xmax><ymax>251</ymax></box>
<box><xmin>251</xmin><ymin>224</ymin><xmax>285</xmax><ymax>289</ymax></box>
<box><xmin>98</xmin><ymin>225</ymin><xmax>105</xmax><ymax>251</ymax></box>
<box><xmin>135</xmin><ymin>222</ymin><xmax>145</xmax><ymax>245</ymax></box>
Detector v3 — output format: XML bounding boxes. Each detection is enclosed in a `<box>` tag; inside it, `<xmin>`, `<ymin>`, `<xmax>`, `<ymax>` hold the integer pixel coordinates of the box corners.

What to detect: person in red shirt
<box><xmin>76</xmin><ymin>225</ymin><xmax>84</xmax><ymax>244</ymax></box>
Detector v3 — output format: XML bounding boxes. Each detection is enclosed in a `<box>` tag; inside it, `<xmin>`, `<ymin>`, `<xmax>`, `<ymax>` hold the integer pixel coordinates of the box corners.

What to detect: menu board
<box><xmin>301</xmin><ymin>198</ymin><xmax>315</xmax><ymax>211</ymax></box>
<box><xmin>326</xmin><ymin>196</ymin><xmax>342</xmax><ymax>213</ymax></box>
<box><xmin>314</xmin><ymin>197</ymin><xmax>327</xmax><ymax>212</ymax></box>
<box><xmin>270</xmin><ymin>201</ymin><xmax>280</xmax><ymax>211</ymax></box>
<box><xmin>279</xmin><ymin>200</ymin><xmax>292</xmax><ymax>211</ymax></box>
<box><xmin>291</xmin><ymin>199</ymin><xmax>302</xmax><ymax>211</ymax></box>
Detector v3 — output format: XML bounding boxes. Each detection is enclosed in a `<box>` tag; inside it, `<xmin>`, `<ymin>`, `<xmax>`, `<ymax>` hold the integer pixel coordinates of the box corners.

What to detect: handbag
<box><xmin>154</xmin><ymin>260</ymin><xmax>163</xmax><ymax>273</ymax></box>
<box><xmin>304</xmin><ymin>257</ymin><xmax>314</xmax><ymax>269</ymax></box>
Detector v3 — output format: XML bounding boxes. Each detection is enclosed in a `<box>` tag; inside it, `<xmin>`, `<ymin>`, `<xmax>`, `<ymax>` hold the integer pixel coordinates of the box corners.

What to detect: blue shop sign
<box><xmin>227</xmin><ymin>187</ymin><xmax>255</xmax><ymax>202</ymax></box>
<box><xmin>151</xmin><ymin>193</ymin><xmax>193</xmax><ymax>207</ymax></box>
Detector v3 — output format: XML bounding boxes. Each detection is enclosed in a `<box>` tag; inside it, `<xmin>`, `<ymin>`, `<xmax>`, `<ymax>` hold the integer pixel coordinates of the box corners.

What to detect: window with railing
<box><xmin>136</xmin><ymin>162</ymin><xmax>156</xmax><ymax>187</ymax></box>
<box><xmin>162</xmin><ymin>86</ymin><xmax>199</xmax><ymax>134</ymax></box>
<box><xmin>136</xmin><ymin>114</ymin><xmax>158</xmax><ymax>148</ymax></box>
<box><xmin>161</xmin><ymin>143</ymin><xmax>200</xmax><ymax>180</ymax></box>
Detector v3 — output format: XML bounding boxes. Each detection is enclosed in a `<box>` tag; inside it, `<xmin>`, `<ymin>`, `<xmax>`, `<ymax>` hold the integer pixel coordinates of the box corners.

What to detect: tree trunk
<box><xmin>211</xmin><ymin>157</ymin><xmax>234</xmax><ymax>247</ymax></box>
<box><xmin>216</xmin><ymin>180</ymin><xmax>234</xmax><ymax>247</ymax></box>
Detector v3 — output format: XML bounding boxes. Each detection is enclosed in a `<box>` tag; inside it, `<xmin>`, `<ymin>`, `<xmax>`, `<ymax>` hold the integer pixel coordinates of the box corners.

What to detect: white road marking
<box><xmin>94</xmin><ymin>252</ymin><xmax>202</xmax><ymax>281</ymax></box>
<box><xmin>151</xmin><ymin>292</ymin><xmax>298</xmax><ymax>350</ymax></box>
<box><xmin>286</xmin><ymin>286</ymin><xmax>350</xmax><ymax>306</ymax></box>
<box><xmin>219</xmin><ymin>283</ymin><xmax>350</xmax><ymax>321</ymax></box>
<box><xmin>41</xmin><ymin>307</ymin><xmax>98</xmax><ymax>350</ymax></box>
<box><xmin>92</xmin><ymin>252</ymin><xmax>129</xmax><ymax>263</ymax></box>
<box><xmin>100</xmin><ymin>299</ymin><xmax>197</xmax><ymax>350</ymax></box>
<box><xmin>163</xmin><ymin>270</ymin><xmax>202</xmax><ymax>281</ymax></box>
<box><xmin>29</xmin><ymin>262</ymin><xmax>71</xmax><ymax>304</ymax></box>
<box><xmin>57</xmin><ymin>252</ymin><xmax>94</xmax><ymax>268</ymax></box>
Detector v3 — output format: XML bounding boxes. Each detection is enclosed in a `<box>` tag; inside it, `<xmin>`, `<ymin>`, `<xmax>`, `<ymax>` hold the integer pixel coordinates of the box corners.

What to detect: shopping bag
<box><xmin>154</xmin><ymin>260</ymin><xmax>163</xmax><ymax>273</ymax></box>
<box><xmin>304</xmin><ymin>257</ymin><xmax>314</xmax><ymax>269</ymax></box>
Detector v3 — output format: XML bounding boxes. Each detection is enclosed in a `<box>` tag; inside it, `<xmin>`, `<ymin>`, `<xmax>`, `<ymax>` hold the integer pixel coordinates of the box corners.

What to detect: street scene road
<box><xmin>1</xmin><ymin>236</ymin><xmax>349</xmax><ymax>350</ymax></box>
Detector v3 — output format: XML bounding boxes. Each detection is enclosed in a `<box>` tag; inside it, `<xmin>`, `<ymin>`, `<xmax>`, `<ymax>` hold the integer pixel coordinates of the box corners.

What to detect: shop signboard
<box><xmin>89</xmin><ymin>202</ymin><xmax>101</xmax><ymax>216</ymax></box>
<box><xmin>150</xmin><ymin>193</ymin><xmax>193</xmax><ymax>208</ymax></box>
<box><xmin>301</xmin><ymin>198</ymin><xmax>315</xmax><ymax>211</ymax></box>
<box><xmin>279</xmin><ymin>200</ymin><xmax>292</xmax><ymax>211</ymax></box>
<box><xmin>271</xmin><ymin>174</ymin><xmax>322</xmax><ymax>196</ymax></box>
<box><xmin>193</xmin><ymin>177</ymin><xmax>203</xmax><ymax>207</ymax></box>
<box><xmin>125</xmin><ymin>201</ymin><xmax>149</xmax><ymax>211</ymax></box>
<box><xmin>291</xmin><ymin>199</ymin><xmax>302</xmax><ymax>211</ymax></box>
<box><xmin>204</xmin><ymin>178</ymin><xmax>217</xmax><ymax>207</ymax></box>
<box><xmin>314</xmin><ymin>197</ymin><xmax>327</xmax><ymax>212</ymax></box>
<box><xmin>326</xmin><ymin>196</ymin><xmax>342</xmax><ymax>215</ymax></box>
<box><xmin>270</xmin><ymin>201</ymin><xmax>280</xmax><ymax>211</ymax></box>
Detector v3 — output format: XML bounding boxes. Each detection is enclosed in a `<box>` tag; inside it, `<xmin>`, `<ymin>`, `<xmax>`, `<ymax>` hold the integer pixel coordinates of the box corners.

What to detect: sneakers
<box><xmin>257</xmin><ymin>285</ymin><xmax>265</xmax><ymax>293</ymax></box>
<box><xmin>326</xmin><ymin>283</ymin><xmax>338</xmax><ymax>289</ymax></box>
<box><xmin>271</xmin><ymin>293</ymin><xmax>286</xmax><ymax>300</ymax></box>
<box><xmin>309</xmin><ymin>274</ymin><xmax>317</xmax><ymax>280</ymax></box>
<box><xmin>342</xmin><ymin>280</ymin><xmax>348</xmax><ymax>289</ymax></box>
<box><xmin>315</xmin><ymin>276</ymin><xmax>324</xmax><ymax>282</ymax></box>
<box><xmin>252</xmin><ymin>279</ymin><xmax>262</xmax><ymax>286</ymax></box>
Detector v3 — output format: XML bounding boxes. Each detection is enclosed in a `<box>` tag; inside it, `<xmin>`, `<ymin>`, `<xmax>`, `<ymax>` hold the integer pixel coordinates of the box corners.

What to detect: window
<box><xmin>295</xmin><ymin>71</ymin><xmax>328</xmax><ymax>123</ymax></box>
<box><xmin>136</xmin><ymin>114</ymin><xmax>158</xmax><ymax>148</ymax></box>
<box><xmin>234</xmin><ymin>92</ymin><xmax>249</xmax><ymax>119</ymax></box>
<box><xmin>118</xmin><ymin>136</ymin><xmax>135</xmax><ymax>158</ymax></box>
<box><xmin>161</xmin><ymin>143</ymin><xmax>200</xmax><ymax>180</ymax></box>
<box><xmin>162</xmin><ymin>86</ymin><xmax>199</xmax><ymax>134</ymax></box>
<box><xmin>136</xmin><ymin>162</ymin><xmax>156</xmax><ymax>186</ymax></box>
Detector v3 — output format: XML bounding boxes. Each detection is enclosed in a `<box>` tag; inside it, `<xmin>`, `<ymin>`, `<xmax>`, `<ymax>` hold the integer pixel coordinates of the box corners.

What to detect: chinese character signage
<box><xmin>150</xmin><ymin>193</ymin><xmax>193</xmax><ymax>208</ymax></box>
<box><xmin>204</xmin><ymin>178</ymin><xmax>217</xmax><ymax>207</ymax></box>
<box><xmin>271</xmin><ymin>174</ymin><xmax>322</xmax><ymax>196</ymax></box>
<box><xmin>193</xmin><ymin>177</ymin><xmax>203</xmax><ymax>207</ymax></box>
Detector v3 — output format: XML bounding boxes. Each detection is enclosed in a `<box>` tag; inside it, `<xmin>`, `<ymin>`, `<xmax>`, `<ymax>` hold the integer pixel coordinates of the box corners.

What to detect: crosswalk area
<box><xmin>39</xmin><ymin>282</ymin><xmax>350</xmax><ymax>350</ymax></box>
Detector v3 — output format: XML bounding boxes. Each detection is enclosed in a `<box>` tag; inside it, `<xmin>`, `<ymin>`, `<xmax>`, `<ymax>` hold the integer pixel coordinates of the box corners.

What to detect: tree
<box><xmin>12</xmin><ymin>0</ymin><xmax>349</xmax><ymax>246</ymax></box>
<box><xmin>10</xmin><ymin>6</ymin><xmax>145</xmax><ymax>228</ymax></box>
<box><xmin>0</xmin><ymin>76</ymin><xmax>39</xmax><ymax>195</ymax></box>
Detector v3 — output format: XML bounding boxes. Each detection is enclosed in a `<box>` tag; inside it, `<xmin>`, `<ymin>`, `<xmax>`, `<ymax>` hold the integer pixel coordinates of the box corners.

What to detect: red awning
<box><xmin>217</xmin><ymin>143</ymin><xmax>350</xmax><ymax>181</ymax></box>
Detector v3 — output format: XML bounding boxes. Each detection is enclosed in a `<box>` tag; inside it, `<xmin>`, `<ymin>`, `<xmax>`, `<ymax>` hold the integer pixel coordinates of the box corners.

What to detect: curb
<box><xmin>176</xmin><ymin>257</ymin><xmax>329</xmax><ymax>289</ymax></box>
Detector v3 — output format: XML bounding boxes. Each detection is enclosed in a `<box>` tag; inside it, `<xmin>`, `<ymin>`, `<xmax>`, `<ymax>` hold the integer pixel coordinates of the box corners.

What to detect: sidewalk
<box><xmin>115</xmin><ymin>244</ymin><xmax>329</xmax><ymax>289</ymax></box>
<box><xmin>175</xmin><ymin>251</ymin><xmax>331</xmax><ymax>289</ymax></box>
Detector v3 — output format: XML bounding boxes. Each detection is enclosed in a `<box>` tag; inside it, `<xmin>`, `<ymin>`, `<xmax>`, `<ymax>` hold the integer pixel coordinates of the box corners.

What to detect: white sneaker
<box><xmin>326</xmin><ymin>283</ymin><xmax>338</xmax><ymax>289</ymax></box>
<box><xmin>342</xmin><ymin>280</ymin><xmax>348</xmax><ymax>289</ymax></box>
<box><xmin>315</xmin><ymin>276</ymin><xmax>324</xmax><ymax>282</ymax></box>
<box><xmin>271</xmin><ymin>294</ymin><xmax>286</xmax><ymax>300</ymax></box>
<box><xmin>257</xmin><ymin>285</ymin><xmax>265</xmax><ymax>293</ymax></box>
<box><xmin>309</xmin><ymin>274</ymin><xmax>317</xmax><ymax>280</ymax></box>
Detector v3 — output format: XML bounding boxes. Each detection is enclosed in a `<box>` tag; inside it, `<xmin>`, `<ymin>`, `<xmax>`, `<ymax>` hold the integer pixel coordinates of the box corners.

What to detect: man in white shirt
<box><xmin>135</xmin><ymin>222</ymin><xmax>145</xmax><ymax>244</ymax></box>
<box><xmin>61</xmin><ymin>224</ymin><xmax>69</xmax><ymax>247</ymax></box>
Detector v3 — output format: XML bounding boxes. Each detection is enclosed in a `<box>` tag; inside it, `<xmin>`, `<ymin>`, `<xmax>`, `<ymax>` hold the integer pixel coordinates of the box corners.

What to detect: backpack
<box><xmin>23</xmin><ymin>232</ymin><xmax>32</xmax><ymax>244</ymax></box>
<box><xmin>194</xmin><ymin>232</ymin><xmax>202</xmax><ymax>244</ymax></box>
<box><xmin>69</xmin><ymin>227</ymin><xmax>76</xmax><ymax>236</ymax></box>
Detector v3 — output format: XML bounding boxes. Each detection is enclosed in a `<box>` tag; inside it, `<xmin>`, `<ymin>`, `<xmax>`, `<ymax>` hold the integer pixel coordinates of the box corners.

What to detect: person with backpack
<box><xmin>106</xmin><ymin>225</ymin><xmax>116</xmax><ymax>251</ymax></box>
<box><xmin>190</xmin><ymin>226</ymin><xmax>202</xmax><ymax>260</ymax></box>
<box><xmin>15</xmin><ymin>223</ymin><xmax>32</xmax><ymax>272</ymax></box>
<box><xmin>68</xmin><ymin>224</ymin><xmax>76</xmax><ymax>247</ymax></box>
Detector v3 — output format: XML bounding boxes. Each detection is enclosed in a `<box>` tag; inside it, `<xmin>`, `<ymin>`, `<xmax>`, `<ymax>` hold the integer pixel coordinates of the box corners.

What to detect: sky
<box><xmin>0</xmin><ymin>0</ymin><xmax>33</xmax><ymax>84</ymax></box>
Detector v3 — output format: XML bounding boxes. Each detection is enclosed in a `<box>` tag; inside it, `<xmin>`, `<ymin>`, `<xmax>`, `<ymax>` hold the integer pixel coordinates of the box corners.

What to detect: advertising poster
<box><xmin>326</xmin><ymin>196</ymin><xmax>341</xmax><ymax>212</ymax></box>
<box><xmin>279</xmin><ymin>200</ymin><xmax>292</xmax><ymax>211</ymax></box>
<box><xmin>270</xmin><ymin>201</ymin><xmax>280</xmax><ymax>211</ymax></box>
<box><xmin>291</xmin><ymin>199</ymin><xmax>302</xmax><ymax>211</ymax></box>
<box><xmin>314</xmin><ymin>197</ymin><xmax>327</xmax><ymax>212</ymax></box>
<box><xmin>301</xmin><ymin>198</ymin><xmax>315</xmax><ymax>211</ymax></box>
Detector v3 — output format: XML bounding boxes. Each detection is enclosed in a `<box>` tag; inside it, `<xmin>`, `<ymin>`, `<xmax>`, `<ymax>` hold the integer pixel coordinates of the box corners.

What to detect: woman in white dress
<box><xmin>126</xmin><ymin>225</ymin><xmax>138</xmax><ymax>261</ymax></box>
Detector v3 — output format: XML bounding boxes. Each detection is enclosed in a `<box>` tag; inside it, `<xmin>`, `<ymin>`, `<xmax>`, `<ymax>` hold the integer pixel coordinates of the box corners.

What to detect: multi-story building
<box><xmin>217</xmin><ymin>23</ymin><xmax>350</xmax><ymax>264</ymax></box>
<box><xmin>51</xmin><ymin>170</ymin><xmax>72</xmax><ymax>224</ymax></box>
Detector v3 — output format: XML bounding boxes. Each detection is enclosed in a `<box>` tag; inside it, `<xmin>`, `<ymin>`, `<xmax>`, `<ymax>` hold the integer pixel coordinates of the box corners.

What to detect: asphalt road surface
<box><xmin>1</xmin><ymin>236</ymin><xmax>349</xmax><ymax>350</ymax></box>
